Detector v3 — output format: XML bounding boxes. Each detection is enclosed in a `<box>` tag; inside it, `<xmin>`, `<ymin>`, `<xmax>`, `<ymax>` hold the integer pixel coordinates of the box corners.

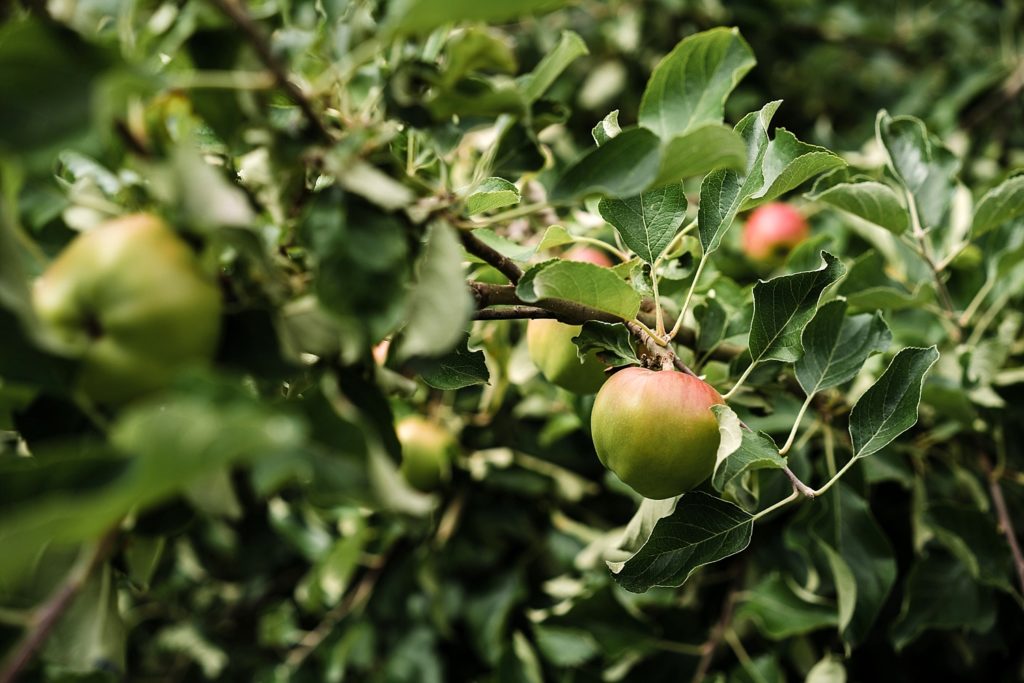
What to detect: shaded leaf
<box><xmin>551</xmin><ymin>128</ymin><xmax>661</xmax><ymax>202</ymax></box>
<box><xmin>412</xmin><ymin>337</ymin><xmax>490</xmax><ymax>390</ymax></box>
<box><xmin>808</xmin><ymin>180</ymin><xmax>909</xmax><ymax>234</ymax></box>
<box><xmin>518</xmin><ymin>30</ymin><xmax>588</xmax><ymax>103</ymax></box>
<box><xmin>972</xmin><ymin>173</ymin><xmax>1024</xmax><ymax>236</ymax></box>
<box><xmin>796</xmin><ymin>300</ymin><xmax>892</xmax><ymax>395</ymax></box>
<box><xmin>736</xmin><ymin>574</ymin><xmax>838</xmax><ymax>640</ymax></box>
<box><xmin>573</xmin><ymin>321</ymin><xmax>640</xmax><ymax>368</ymax></box>
<box><xmin>745</xmin><ymin>129</ymin><xmax>845</xmax><ymax>206</ymax></box>
<box><xmin>598</xmin><ymin>183</ymin><xmax>687</xmax><ymax>264</ymax></box>
<box><xmin>711</xmin><ymin>405</ymin><xmax>785</xmax><ymax>493</ymax></box>
<box><xmin>517</xmin><ymin>260</ymin><xmax>641</xmax><ymax>320</ymax></box>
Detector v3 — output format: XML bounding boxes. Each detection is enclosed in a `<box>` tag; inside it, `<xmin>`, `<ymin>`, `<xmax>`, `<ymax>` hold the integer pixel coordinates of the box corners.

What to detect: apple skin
<box><xmin>563</xmin><ymin>245</ymin><xmax>614</xmax><ymax>267</ymax></box>
<box><xmin>527</xmin><ymin>320</ymin><xmax>607</xmax><ymax>394</ymax></box>
<box><xmin>396</xmin><ymin>415</ymin><xmax>454</xmax><ymax>491</ymax></box>
<box><xmin>741</xmin><ymin>203</ymin><xmax>809</xmax><ymax>262</ymax></box>
<box><xmin>32</xmin><ymin>213</ymin><xmax>222</xmax><ymax>404</ymax></box>
<box><xmin>591</xmin><ymin>367</ymin><xmax>725</xmax><ymax>499</ymax></box>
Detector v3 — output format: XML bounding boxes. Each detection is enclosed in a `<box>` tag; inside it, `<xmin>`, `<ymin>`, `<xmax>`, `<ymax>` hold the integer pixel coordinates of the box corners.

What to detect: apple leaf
<box><xmin>385</xmin><ymin>0</ymin><xmax>567</xmax><ymax>35</ymax></box>
<box><xmin>638</xmin><ymin>27</ymin><xmax>755</xmax><ymax>140</ymax></box>
<box><xmin>711</xmin><ymin>405</ymin><xmax>786</xmax><ymax>494</ymax></box>
<box><xmin>744</xmin><ymin>128</ymin><xmax>845</xmax><ymax>206</ymax></box>
<box><xmin>551</xmin><ymin>127</ymin><xmax>661</xmax><ymax>201</ymax></box>
<box><xmin>516</xmin><ymin>260</ymin><xmax>641</xmax><ymax>320</ymax></box>
<box><xmin>837</xmin><ymin>250</ymin><xmax>930</xmax><ymax>312</ymax></box>
<box><xmin>466</xmin><ymin>177</ymin><xmax>521</xmax><ymax>216</ymax></box>
<box><xmin>572</xmin><ymin>321</ymin><xmax>640</xmax><ymax>368</ymax></box>
<box><xmin>411</xmin><ymin>337</ymin><xmax>490</xmax><ymax>390</ymax></box>
<box><xmin>972</xmin><ymin>173</ymin><xmax>1024</xmax><ymax>237</ymax></box>
<box><xmin>735</xmin><ymin>574</ymin><xmax>839</xmax><ymax>640</ymax></box>
<box><xmin>807</xmin><ymin>180</ymin><xmax>910</xmax><ymax>234</ymax></box>
<box><xmin>518</xmin><ymin>30</ymin><xmax>588</xmax><ymax>103</ymax></box>
<box><xmin>796</xmin><ymin>300</ymin><xmax>892</xmax><ymax>396</ymax></box>
<box><xmin>924</xmin><ymin>503</ymin><xmax>1015</xmax><ymax>594</ymax></box>
<box><xmin>849</xmin><ymin>346</ymin><xmax>940</xmax><ymax>458</ymax></box>
<box><xmin>598</xmin><ymin>183</ymin><xmax>687</xmax><ymax>264</ymax></box>
<box><xmin>608</xmin><ymin>491</ymin><xmax>753</xmax><ymax>593</ymax></box>
<box><xmin>748</xmin><ymin>251</ymin><xmax>846</xmax><ymax>364</ymax></box>
<box><xmin>591</xmin><ymin>110</ymin><xmax>620</xmax><ymax>146</ymax></box>
<box><xmin>653</xmin><ymin>123</ymin><xmax>748</xmax><ymax>187</ymax></box>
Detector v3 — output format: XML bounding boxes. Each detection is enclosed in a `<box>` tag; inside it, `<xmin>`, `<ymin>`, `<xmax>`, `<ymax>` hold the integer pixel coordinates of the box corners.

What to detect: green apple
<box><xmin>526</xmin><ymin>320</ymin><xmax>607</xmax><ymax>394</ymax></box>
<box><xmin>396</xmin><ymin>415</ymin><xmax>454</xmax><ymax>491</ymax></box>
<box><xmin>591</xmin><ymin>367</ymin><xmax>725</xmax><ymax>499</ymax></box>
<box><xmin>741</xmin><ymin>202</ymin><xmax>809</xmax><ymax>263</ymax></box>
<box><xmin>32</xmin><ymin>213</ymin><xmax>222</xmax><ymax>404</ymax></box>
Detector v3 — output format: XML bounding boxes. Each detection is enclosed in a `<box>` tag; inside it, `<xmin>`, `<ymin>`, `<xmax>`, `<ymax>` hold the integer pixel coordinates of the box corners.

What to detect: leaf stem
<box><xmin>751</xmin><ymin>489</ymin><xmax>800</xmax><ymax>523</ymax></box>
<box><xmin>811</xmin><ymin>456</ymin><xmax>859</xmax><ymax>497</ymax></box>
<box><xmin>652</xmin><ymin>276</ymin><xmax>666</xmax><ymax>337</ymax></box>
<box><xmin>779</xmin><ymin>393</ymin><xmax>815</xmax><ymax>455</ymax></box>
<box><xmin>722</xmin><ymin>360</ymin><xmax>758</xmax><ymax>401</ymax></box>
<box><xmin>667</xmin><ymin>253</ymin><xmax>707</xmax><ymax>341</ymax></box>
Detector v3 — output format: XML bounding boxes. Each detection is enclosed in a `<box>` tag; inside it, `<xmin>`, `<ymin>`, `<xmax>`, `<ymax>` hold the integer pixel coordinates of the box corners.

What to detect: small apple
<box><xmin>563</xmin><ymin>245</ymin><xmax>614</xmax><ymax>267</ymax></box>
<box><xmin>395</xmin><ymin>415</ymin><xmax>454</xmax><ymax>491</ymax></box>
<box><xmin>32</xmin><ymin>213</ymin><xmax>222</xmax><ymax>404</ymax></box>
<box><xmin>590</xmin><ymin>367</ymin><xmax>724</xmax><ymax>499</ymax></box>
<box><xmin>741</xmin><ymin>202</ymin><xmax>809</xmax><ymax>262</ymax></box>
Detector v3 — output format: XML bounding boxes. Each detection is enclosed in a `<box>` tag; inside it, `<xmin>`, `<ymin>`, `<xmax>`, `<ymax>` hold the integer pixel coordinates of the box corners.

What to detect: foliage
<box><xmin>1</xmin><ymin>1</ymin><xmax>1023</xmax><ymax>682</ymax></box>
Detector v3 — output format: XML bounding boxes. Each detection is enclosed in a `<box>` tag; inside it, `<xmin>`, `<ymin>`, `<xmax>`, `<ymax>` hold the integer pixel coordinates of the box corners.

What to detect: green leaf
<box><xmin>608</xmin><ymin>491</ymin><xmax>752</xmax><ymax>593</ymax></box>
<box><xmin>385</xmin><ymin>0</ymin><xmax>568</xmax><ymax>36</ymax></box>
<box><xmin>411</xmin><ymin>337</ymin><xmax>490</xmax><ymax>390</ymax></box>
<box><xmin>735</xmin><ymin>574</ymin><xmax>838</xmax><ymax>640</ymax></box>
<box><xmin>696</xmin><ymin>297</ymin><xmax>728</xmax><ymax>353</ymax></box>
<box><xmin>875</xmin><ymin>111</ymin><xmax>960</xmax><ymax>229</ymax></box>
<box><xmin>572</xmin><ymin>321</ymin><xmax>640</xmax><ymax>368</ymax></box>
<box><xmin>535</xmin><ymin>224</ymin><xmax>576</xmax><ymax>252</ymax></box>
<box><xmin>744</xmin><ymin>129</ymin><xmax>845</xmax><ymax>206</ymax></box>
<box><xmin>551</xmin><ymin>128</ymin><xmax>661</xmax><ymax>201</ymax></box>
<box><xmin>591</xmin><ymin>110</ymin><xmax>621</xmax><ymax>146</ymax></box>
<box><xmin>711</xmin><ymin>405</ymin><xmax>786</xmax><ymax>493</ymax></box>
<box><xmin>466</xmin><ymin>177</ymin><xmax>521</xmax><ymax>216</ymax></box>
<box><xmin>393</xmin><ymin>222</ymin><xmax>474</xmax><ymax>361</ymax></box>
<box><xmin>517</xmin><ymin>260</ymin><xmax>641</xmax><ymax>320</ymax></box>
<box><xmin>972</xmin><ymin>173</ymin><xmax>1024</xmax><ymax>236</ymax></box>
<box><xmin>890</xmin><ymin>551</ymin><xmax>997</xmax><ymax>651</ymax></box>
<box><xmin>533</xmin><ymin>625</ymin><xmax>600</xmax><ymax>667</ymax></box>
<box><xmin>518</xmin><ymin>30</ymin><xmax>588</xmax><ymax>103</ymax></box>
<box><xmin>748</xmin><ymin>252</ymin><xmax>846</xmax><ymax>364</ymax></box>
<box><xmin>653</xmin><ymin>123</ymin><xmax>748</xmax><ymax>186</ymax></box>
<box><xmin>924</xmin><ymin>504</ymin><xmax>1015</xmax><ymax>594</ymax></box>
<box><xmin>806</xmin><ymin>655</ymin><xmax>847</xmax><ymax>683</ymax></box>
<box><xmin>795</xmin><ymin>300</ymin><xmax>892</xmax><ymax>396</ymax></box>
<box><xmin>808</xmin><ymin>181</ymin><xmax>910</xmax><ymax>234</ymax></box>
<box><xmin>698</xmin><ymin>101</ymin><xmax>781</xmax><ymax>255</ymax></box>
<box><xmin>837</xmin><ymin>250</ymin><xmax>929</xmax><ymax>312</ymax></box>
<box><xmin>598</xmin><ymin>183</ymin><xmax>687</xmax><ymax>264</ymax></box>
<box><xmin>638</xmin><ymin>27</ymin><xmax>755</xmax><ymax>139</ymax></box>
<box><xmin>849</xmin><ymin>346</ymin><xmax>939</xmax><ymax>458</ymax></box>
<box><xmin>469</xmin><ymin>227</ymin><xmax>537</xmax><ymax>262</ymax></box>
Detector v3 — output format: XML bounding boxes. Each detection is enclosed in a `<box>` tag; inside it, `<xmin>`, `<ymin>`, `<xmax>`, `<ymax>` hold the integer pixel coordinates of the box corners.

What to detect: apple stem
<box><xmin>778</xmin><ymin>393</ymin><xmax>815</xmax><ymax>455</ymax></box>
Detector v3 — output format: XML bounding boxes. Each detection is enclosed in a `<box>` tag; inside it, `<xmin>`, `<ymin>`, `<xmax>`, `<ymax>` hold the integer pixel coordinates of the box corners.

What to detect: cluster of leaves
<box><xmin>1</xmin><ymin>1</ymin><xmax>1023</xmax><ymax>682</ymax></box>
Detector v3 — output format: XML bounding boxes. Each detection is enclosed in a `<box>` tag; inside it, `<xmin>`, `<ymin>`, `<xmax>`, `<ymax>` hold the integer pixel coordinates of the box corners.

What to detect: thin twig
<box><xmin>783</xmin><ymin>465</ymin><xmax>817</xmax><ymax>498</ymax></box>
<box><xmin>460</xmin><ymin>231</ymin><xmax>524</xmax><ymax>284</ymax></box>
<box><xmin>981</xmin><ymin>455</ymin><xmax>1024</xmax><ymax>599</ymax></box>
<box><xmin>207</xmin><ymin>0</ymin><xmax>334</xmax><ymax>143</ymax></box>
<box><xmin>690</xmin><ymin>587</ymin><xmax>739</xmax><ymax>683</ymax></box>
<box><xmin>474</xmin><ymin>306</ymin><xmax>558</xmax><ymax>320</ymax></box>
<box><xmin>0</xmin><ymin>529</ymin><xmax>119</xmax><ymax>683</ymax></box>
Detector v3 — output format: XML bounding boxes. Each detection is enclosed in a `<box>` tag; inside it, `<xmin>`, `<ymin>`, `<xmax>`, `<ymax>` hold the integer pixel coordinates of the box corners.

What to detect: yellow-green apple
<box><xmin>32</xmin><ymin>213</ymin><xmax>222</xmax><ymax>404</ymax></box>
<box><xmin>395</xmin><ymin>415</ymin><xmax>455</xmax><ymax>491</ymax></box>
<box><xmin>591</xmin><ymin>367</ymin><xmax>725</xmax><ymax>499</ymax></box>
<box><xmin>741</xmin><ymin>202</ymin><xmax>809</xmax><ymax>262</ymax></box>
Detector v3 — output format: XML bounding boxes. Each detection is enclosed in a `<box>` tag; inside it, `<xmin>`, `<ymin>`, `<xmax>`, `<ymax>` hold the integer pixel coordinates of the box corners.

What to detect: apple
<box><xmin>590</xmin><ymin>367</ymin><xmax>724</xmax><ymax>499</ymax></box>
<box><xmin>32</xmin><ymin>213</ymin><xmax>222</xmax><ymax>404</ymax></box>
<box><xmin>395</xmin><ymin>415</ymin><xmax>454</xmax><ymax>491</ymax></box>
<box><xmin>524</xmin><ymin>245</ymin><xmax>613</xmax><ymax>394</ymax></box>
<box><xmin>741</xmin><ymin>202</ymin><xmax>809</xmax><ymax>262</ymax></box>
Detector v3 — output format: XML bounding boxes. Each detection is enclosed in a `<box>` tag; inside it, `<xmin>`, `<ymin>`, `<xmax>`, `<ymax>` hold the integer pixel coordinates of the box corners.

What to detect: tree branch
<box><xmin>981</xmin><ymin>455</ymin><xmax>1024</xmax><ymax>597</ymax></box>
<box><xmin>460</xmin><ymin>230</ymin><xmax>524</xmax><ymax>283</ymax></box>
<box><xmin>0</xmin><ymin>529</ymin><xmax>119</xmax><ymax>683</ymax></box>
<box><xmin>207</xmin><ymin>0</ymin><xmax>334</xmax><ymax>144</ymax></box>
<box><xmin>690</xmin><ymin>586</ymin><xmax>740</xmax><ymax>683</ymax></box>
<box><xmin>474</xmin><ymin>306</ymin><xmax>557</xmax><ymax>320</ymax></box>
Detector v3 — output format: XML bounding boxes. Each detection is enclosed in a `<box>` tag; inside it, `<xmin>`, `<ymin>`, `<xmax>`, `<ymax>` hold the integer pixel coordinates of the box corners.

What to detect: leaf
<box><xmin>533</xmin><ymin>625</ymin><xmax>599</xmax><ymax>667</ymax></box>
<box><xmin>711</xmin><ymin>405</ymin><xmax>786</xmax><ymax>493</ymax></box>
<box><xmin>535</xmin><ymin>225</ymin><xmax>576</xmax><ymax>252</ymax></box>
<box><xmin>385</xmin><ymin>0</ymin><xmax>567</xmax><ymax>36</ymax></box>
<box><xmin>795</xmin><ymin>300</ymin><xmax>892</xmax><ymax>396</ymax></box>
<box><xmin>466</xmin><ymin>177</ymin><xmax>521</xmax><ymax>216</ymax></box>
<box><xmin>468</xmin><ymin>227</ymin><xmax>536</xmax><ymax>262</ymax></box>
<box><xmin>806</xmin><ymin>655</ymin><xmax>847</xmax><ymax>683</ymax></box>
<box><xmin>591</xmin><ymin>110</ymin><xmax>620</xmax><ymax>146</ymax></box>
<box><xmin>837</xmin><ymin>250</ymin><xmax>929</xmax><ymax>312</ymax></box>
<box><xmin>736</xmin><ymin>574</ymin><xmax>838</xmax><ymax>640</ymax></box>
<box><xmin>890</xmin><ymin>551</ymin><xmax>997</xmax><ymax>651</ymax></box>
<box><xmin>411</xmin><ymin>337</ymin><xmax>490</xmax><ymax>390</ymax></box>
<box><xmin>638</xmin><ymin>27</ymin><xmax>755</xmax><ymax>139</ymax></box>
<box><xmin>808</xmin><ymin>180</ymin><xmax>909</xmax><ymax>234</ymax></box>
<box><xmin>598</xmin><ymin>183</ymin><xmax>687</xmax><ymax>264</ymax></box>
<box><xmin>393</xmin><ymin>222</ymin><xmax>474</xmax><ymax>361</ymax></box>
<box><xmin>875</xmin><ymin>111</ymin><xmax>960</xmax><ymax>229</ymax></box>
<box><xmin>748</xmin><ymin>252</ymin><xmax>846</xmax><ymax>364</ymax></box>
<box><xmin>972</xmin><ymin>173</ymin><xmax>1024</xmax><ymax>236</ymax></box>
<box><xmin>697</xmin><ymin>101</ymin><xmax>781</xmax><ymax>255</ymax></box>
<box><xmin>572</xmin><ymin>321</ymin><xmax>640</xmax><ymax>368</ymax></box>
<box><xmin>924</xmin><ymin>503</ymin><xmax>1015</xmax><ymax>594</ymax></box>
<box><xmin>551</xmin><ymin>128</ymin><xmax>661</xmax><ymax>201</ymax></box>
<box><xmin>517</xmin><ymin>260</ymin><xmax>641</xmax><ymax>320</ymax></box>
<box><xmin>608</xmin><ymin>491</ymin><xmax>752</xmax><ymax>593</ymax></box>
<box><xmin>653</xmin><ymin>123</ymin><xmax>748</xmax><ymax>186</ymax></box>
<box><xmin>518</xmin><ymin>30</ymin><xmax>588</xmax><ymax>103</ymax></box>
<box><xmin>745</xmin><ymin>129</ymin><xmax>846</xmax><ymax>205</ymax></box>
<box><xmin>849</xmin><ymin>346</ymin><xmax>939</xmax><ymax>458</ymax></box>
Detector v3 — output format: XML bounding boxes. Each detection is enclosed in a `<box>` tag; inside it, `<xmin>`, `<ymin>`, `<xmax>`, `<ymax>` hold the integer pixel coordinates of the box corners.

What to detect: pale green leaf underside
<box><xmin>466</xmin><ymin>177</ymin><xmax>521</xmax><ymax>216</ymax></box>
<box><xmin>808</xmin><ymin>180</ymin><xmax>910</xmax><ymax>234</ymax></box>
<box><xmin>972</xmin><ymin>174</ymin><xmax>1024</xmax><ymax>236</ymax></box>
<box><xmin>711</xmin><ymin>405</ymin><xmax>786</xmax><ymax>493</ymax></box>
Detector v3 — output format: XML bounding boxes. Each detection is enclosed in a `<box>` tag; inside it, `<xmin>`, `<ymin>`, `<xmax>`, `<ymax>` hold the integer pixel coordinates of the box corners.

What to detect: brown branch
<box><xmin>207</xmin><ymin>0</ymin><xmax>334</xmax><ymax>144</ymax></box>
<box><xmin>0</xmin><ymin>529</ymin><xmax>119</xmax><ymax>683</ymax></box>
<box><xmin>981</xmin><ymin>455</ymin><xmax>1024</xmax><ymax>598</ymax></box>
<box><xmin>474</xmin><ymin>306</ymin><xmax>558</xmax><ymax>320</ymax></box>
<box><xmin>782</xmin><ymin>465</ymin><xmax>818</xmax><ymax>498</ymax></box>
<box><xmin>690</xmin><ymin>587</ymin><xmax>740</xmax><ymax>683</ymax></box>
<box><xmin>469</xmin><ymin>282</ymin><xmax>520</xmax><ymax>308</ymax></box>
<box><xmin>460</xmin><ymin>231</ymin><xmax>524</xmax><ymax>283</ymax></box>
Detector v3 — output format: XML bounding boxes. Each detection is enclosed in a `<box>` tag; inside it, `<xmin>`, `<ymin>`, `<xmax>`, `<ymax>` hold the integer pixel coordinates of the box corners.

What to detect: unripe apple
<box><xmin>524</xmin><ymin>246</ymin><xmax>612</xmax><ymax>394</ymax></box>
<box><xmin>741</xmin><ymin>202</ymin><xmax>809</xmax><ymax>262</ymax></box>
<box><xmin>395</xmin><ymin>415</ymin><xmax>454</xmax><ymax>491</ymax></box>
<box><xmin>32</xmin><ymin>213</ymin><xmax>222</xmax><ymax>404</ymax></box>
<box><xmin>591</xmin><ymin>367</ymin><xmax>724</xmax><ymax>499</ymax></box>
